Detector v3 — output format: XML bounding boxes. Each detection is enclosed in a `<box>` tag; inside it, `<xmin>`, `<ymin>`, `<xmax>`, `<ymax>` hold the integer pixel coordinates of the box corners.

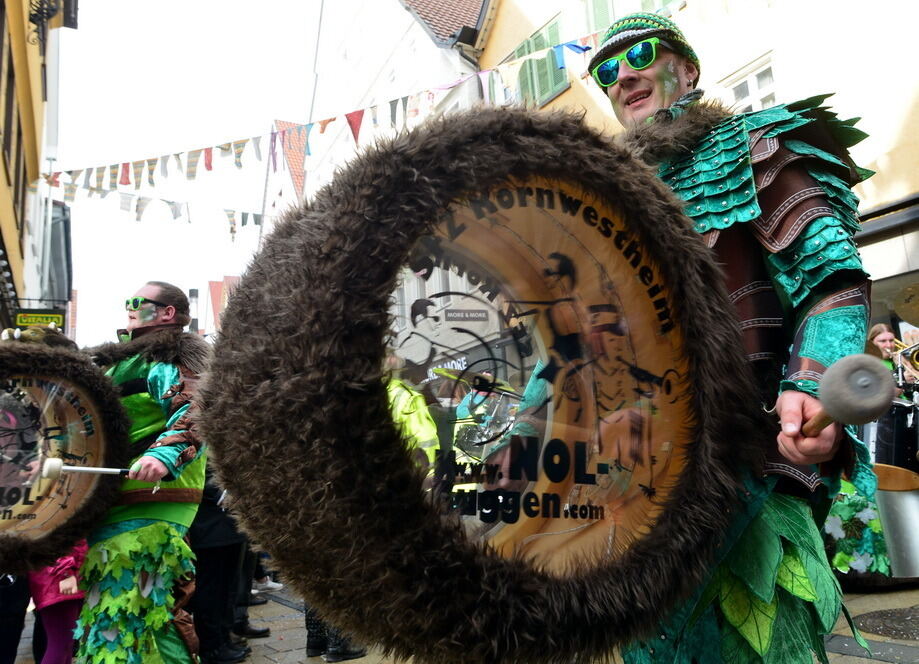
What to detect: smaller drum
<box><xmin>0</xmin><ymin>344</ymin><xmax>129</xmax><ymax>573</ymax></box>
<box><xmin>874</xmin><ymin>464</ymin><xmax>919</xmax><ymax>579</ymax></box>
<box><xmin>875</xmin><ymin>400</ymin><xmax>919</xmax><ymax>474</ymax></box>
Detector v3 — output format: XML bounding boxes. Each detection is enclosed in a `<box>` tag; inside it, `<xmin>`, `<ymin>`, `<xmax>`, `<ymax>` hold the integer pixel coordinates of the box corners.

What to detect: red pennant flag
<box><xmin>48</xmin><ymin>172</ymin><xmax>61</xmax><ymax>187</ymax></box>
<box><xmin>119</xmin><ymin>163</ymin><xmax>131</xmax><ymax>186</ymax></box>
<box><xmin>204</xmin><ymin>147</ymin><xmax>213</xmax><ymax>171</ymax></box>
<box><xmin>345</xmin><ymin>110</ymin><xmax>365</xmax><ymax>144</ymax></box>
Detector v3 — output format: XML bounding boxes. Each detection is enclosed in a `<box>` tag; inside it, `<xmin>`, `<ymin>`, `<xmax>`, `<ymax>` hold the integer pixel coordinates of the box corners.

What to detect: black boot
<box><xmin>304</xmin><ymin>605</ymin><xmax>328</xmax><ymax>657</ymax></box>
<box><xmin>322</xmin><ymin>626</ymin><xmax>367</xmax><ymax>662</ymax></box>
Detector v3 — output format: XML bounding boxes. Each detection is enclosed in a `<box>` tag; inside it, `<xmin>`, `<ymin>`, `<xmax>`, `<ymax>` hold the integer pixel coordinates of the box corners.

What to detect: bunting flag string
<box><xmin>48</xmin><ymin>29</ymin><xmax>594</xmax><ymax>197</ymax></box>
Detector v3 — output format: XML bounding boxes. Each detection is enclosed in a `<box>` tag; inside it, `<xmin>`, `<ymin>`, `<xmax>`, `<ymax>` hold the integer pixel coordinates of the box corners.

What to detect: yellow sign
<box><xmin>15</xmin><ymin>312</ymin><xmax>65</xmax><ymax>327</ymax></box>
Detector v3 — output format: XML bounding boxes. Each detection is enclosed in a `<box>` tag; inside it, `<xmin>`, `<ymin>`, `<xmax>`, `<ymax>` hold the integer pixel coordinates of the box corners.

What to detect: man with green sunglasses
<box><xmin>76</xmin><ymin>280</ymin><xmax>210</xmax><ymax>664</ymax></box>
<box><xmin>589</xmin><ymin>11</ymin><xmax>873</xmax><ymax>664</ymax></box>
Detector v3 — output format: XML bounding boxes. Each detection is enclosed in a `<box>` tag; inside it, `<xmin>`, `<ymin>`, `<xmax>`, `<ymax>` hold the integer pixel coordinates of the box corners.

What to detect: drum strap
<box><xmin>118</xmin><ymin>488</ymin><xmax>203</xmax><ymax>505</ymax></box>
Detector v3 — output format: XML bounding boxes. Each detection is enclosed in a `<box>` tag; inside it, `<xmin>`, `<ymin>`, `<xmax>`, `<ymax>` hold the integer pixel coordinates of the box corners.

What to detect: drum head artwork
<box><xmin>201</xmin><ymin>108</ymin><xmax>771</xmax><ymax>664</ymax></box>
<box><xmin>0</xmin><ymin>344</ymin><xmax>129</xmax><ymax>573</ymax></box>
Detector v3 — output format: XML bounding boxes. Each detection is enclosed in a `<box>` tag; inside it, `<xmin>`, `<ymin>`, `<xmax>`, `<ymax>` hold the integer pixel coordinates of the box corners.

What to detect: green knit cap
<box><xmin>588</xmin><ymin>12</ymin><xmax>700</xmax><ymax>85</ymax></box>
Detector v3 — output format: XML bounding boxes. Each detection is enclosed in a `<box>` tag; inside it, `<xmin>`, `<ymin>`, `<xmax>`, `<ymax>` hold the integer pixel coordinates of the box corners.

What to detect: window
<box><xmin>720</xmin><ymin>55</ymin><xmax>776</xmax><ymax>113</ymax></box>
<box><xmin>2</xmin><ymin>44</ymin><xmax>14</xmax><ymax>172</ymax></box>
<box><xmin>511</xmin><ymin>17</ymin><xmax>569</xmax><ymax>108</ymax></box>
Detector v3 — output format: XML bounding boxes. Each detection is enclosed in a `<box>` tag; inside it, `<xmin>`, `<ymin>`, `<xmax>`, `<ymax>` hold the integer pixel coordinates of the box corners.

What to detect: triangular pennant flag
<box><xmin>241</xmin><ymin>212</ymin><xmax>249</xmax><ymax>226</ymax></box>
<box><xmin>296</xmin><ymin>125</ymin><xmax>304</xmax><ymax>137</ymax></box>
<box><xmin>119</xmin><ymin>192</ymin><xmax>134</xmax><ymax>211</ymax></box>
<box><xmin>160</xmin><ymin>155</ymin><xmax>170</xmax><ymax>178</ymax></box>
<box><xmin>174</xmin><ymin>153</ymin><xmax>184</xmax><ymax>173</ymax></box>
<box><xmin>119</xmin><ymin>163</ymin><xmax>131</xmax><ymax>186</ymax></box>
<box><xmin>345</xmin><ymin>110</ymin><xmax>365</xmax><ymax>143</ymax></box>
<box><xmin>146</xmin><ymin>158</ymin><xmax>157</xmax><ymax>186</ymax></box>
<box><xmin>252</xmin><ymin>136</ymin><xmax>262</xmax><ymax>161</ymax></box>
<box><xmin>318</xmin><ymin>117</ymin><xmax>336</xmax><ymax>133</ymax></box>
<box><xmin>47</xmin><ymin>172</ymin><xmax>61</xmax><ymax>187</ymax></box>
<box><xmin>217</xmin><ymin>143</ymin><xmax>232</xmax><ymax>153</ymax></box>
<box><xmin>131</xmin><ymin>161</ymin><xmax>144</xmax><ymax>189</ymax></box>
<box><xmin>165</xmin><ymin>200</ymin><xmax>183</xmax><ymax>220</ymax></box>
<box><xmin>83</xmin><ymin>169</ymin><xmax>92</xmax><ymax>189</ymax></box>
<box><xmin>407</xmin><ymin>94</ymin><xmax>420</xmax><ymax>119</ymax></box>
<box><xmin>64</xmin><ymin>182</ymin><xmax>78</xmax><ymax>202</ymax></box>
<box><xmin>186</xmin><ymin>149</ymin><xmax>202</xmax><ymax>180</ymax></box>
<box><xmin>95</xmin><ymin>167</ymin><xmax>105</xmax><ymax>189</ymax></box>
<box><xmin>389</xmin><ymin>99</ymin><xmax>398</xmax><ymax>128</ymax></box>
<box><xmin>135</xmin><ymin>196</ymin><xmax>151</xmax><ymax>221</ymax></box>
<box><xmin>370</xmin><ymin>106</ymin><xmax>379</xmax><ymax>127</ymax></box>
<box><xmin>233</xmin><ymin>139</ymin><xmax>248</xmax><ymax>168</ymax></box>
<box><xmin>269</xmin><ymin>130</ymin><xmax>278</xmax><ymax>173</ymax></box>
<box><xmin>280</xmin><ymin>129</ymin><xmax>287</xmax><ymax>147</ymax></box>
<box><xmin>253</xmin><ymin>214</ymin><xmax>263</xmax><ymax>226</ymax></box>
<box><xmin>100</xmin><ymin>189</ymin><xmax>113</xmax><ymax>199</ymax></box>
<box><xmin>204</xmin><ymin>147</ymin><xmax>213</xmax><ymax>171</ymax></box>
<box><xmin>109</xmin><ymin>165</ymin><xmax>119</xmax><ymax>189</ymax></box>
<box><xmin>304</xmin><ymin>123</ymin><xmax>314</xmax><ymax>156</ymax></box>
<box><xmin>225</xmin><ymin>209</ymin><xmax>237</xmax><ymax>240</ymax></box>
<box><xmin>478</xmin><ymin>71</ymin><xmax>492</xmax><ymax>105</ymax></box>
<box><xmin>401</xmin><ymin>96</ymin><xmax>409</xmax><ymax>127</ymax></box>
<box><xmin>28</xmin><ymin>182</ymin><xmax>38</xmax><ymax>193</ymax></box>
<box><xmin>70</xmin><ymin>169</ymin><xmax>83</xmax><ymax>183</ymax></box>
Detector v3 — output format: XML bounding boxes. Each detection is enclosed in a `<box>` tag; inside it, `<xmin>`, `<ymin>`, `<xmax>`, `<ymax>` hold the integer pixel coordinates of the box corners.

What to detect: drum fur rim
<box><xmin>0</xmin><ymin>344</ymin><xmax>130</xmax><ymax>573</ymax></box>
<box><xmin>200</xmin><ymin>107</ymin><xmax>771</xmax><ymax>663</ymax></box>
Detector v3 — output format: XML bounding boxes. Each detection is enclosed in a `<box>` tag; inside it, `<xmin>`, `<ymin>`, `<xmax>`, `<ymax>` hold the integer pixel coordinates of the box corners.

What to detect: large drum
<box><xmin>200</xmin><ymin>108</ymin><xmax>773</xmax><ymax>663</ymax></box>
<box><xmin>0</xmin><ymin>343</ymin><xmax>129</xmax><ymax>573</ymax></box>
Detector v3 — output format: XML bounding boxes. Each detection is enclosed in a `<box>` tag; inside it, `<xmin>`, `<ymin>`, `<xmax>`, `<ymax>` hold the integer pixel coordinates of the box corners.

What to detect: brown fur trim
<box><xmin>199</xmin><ymin>106</ymin><xmax>771</xmax><ymax>663</ymax></box>
<box><xmin>87</xmin><ymin>328</ymin><xmax>211</xmax><ymax>376</ymax></box>
<box><xmin>618</xmin><ymin>99</ymin><xmax>733</xmax><ymax>166</ymax></box>
<box><xmin>0</xmin><ymin>344</ymin><xmax>130</xmax><ymax>574</ymax></box>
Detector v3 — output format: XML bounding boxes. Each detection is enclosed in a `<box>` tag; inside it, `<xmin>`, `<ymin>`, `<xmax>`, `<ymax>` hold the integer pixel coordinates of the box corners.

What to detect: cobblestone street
<box><xmin>15</xmin><ymin>582</ymin><xmax>919</xmax><ymax>663</ymax></box>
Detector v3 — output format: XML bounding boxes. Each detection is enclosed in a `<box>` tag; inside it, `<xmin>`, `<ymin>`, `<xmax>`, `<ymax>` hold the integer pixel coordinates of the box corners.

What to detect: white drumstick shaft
<box><xmin>61</xmin><ymin>465</ymin><xmax>129</xmax><ymax>476</ymax></box>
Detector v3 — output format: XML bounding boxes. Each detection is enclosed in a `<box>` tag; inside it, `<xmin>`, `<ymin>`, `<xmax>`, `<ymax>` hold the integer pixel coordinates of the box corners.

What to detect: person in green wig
<box><xmin>588</xmin><ymin>12</ymin><xmax>874</xmax><ymax>664</ymax></box>
<box><xmin>75</xmin><ymin>281</ymin><xmax>210</xmax><ymax>664</ymax></box>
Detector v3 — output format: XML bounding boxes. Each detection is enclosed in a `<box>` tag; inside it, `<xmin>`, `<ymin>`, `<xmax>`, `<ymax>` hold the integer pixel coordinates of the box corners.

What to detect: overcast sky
<box><xmin>55</xmin><ymin>0</ymin><xmax>320</xmax><ymax>345</ymax></box>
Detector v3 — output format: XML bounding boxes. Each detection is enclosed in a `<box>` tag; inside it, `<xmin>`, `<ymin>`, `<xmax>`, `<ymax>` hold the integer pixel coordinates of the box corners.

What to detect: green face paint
<box><xmin>136</xmin><ymin>303</ymin><xmax>159</xmax><ymax>323</ymax></box>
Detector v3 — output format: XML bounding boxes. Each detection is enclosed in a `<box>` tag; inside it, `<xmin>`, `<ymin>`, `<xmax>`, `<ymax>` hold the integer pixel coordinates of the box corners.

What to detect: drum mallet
<box><xmin>41</xmin><ymin>457</ymin><xmax>131</xmax><ymax>480</ymax></box>
<box><xmin>801</xmin><ymin>354</ymin><xmax>896</xmax><ymax>437</ymax></box>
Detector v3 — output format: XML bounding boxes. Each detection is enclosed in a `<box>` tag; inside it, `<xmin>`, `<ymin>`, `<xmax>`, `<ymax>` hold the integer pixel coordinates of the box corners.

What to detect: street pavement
<box><xmin>15</xmin><ymin>581</ymin><xmax>919</xmax><ymax>663</ymax></box>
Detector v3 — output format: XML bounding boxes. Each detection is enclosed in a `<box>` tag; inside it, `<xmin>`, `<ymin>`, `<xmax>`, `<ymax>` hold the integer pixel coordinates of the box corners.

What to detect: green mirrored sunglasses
<box><xmin>591</xmin><ymin>37</ymin><xmax>661</xmax><ymax>88</ymax></box>
<box><xmin>125</xmin><ymin>296</ymin><xmax>168</xmax><ymax>311</ymax></box>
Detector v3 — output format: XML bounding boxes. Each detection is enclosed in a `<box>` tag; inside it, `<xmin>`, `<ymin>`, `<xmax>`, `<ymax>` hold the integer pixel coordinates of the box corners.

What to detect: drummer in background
<box><xmin>865</xmin><ymin>322</ymin><xmax>917</xmax><ymax>467</ymax></box>
<box><xmin>866</xmin><ymin>322</ymin><xmax>918</xmax><ymax>390</ymax></box>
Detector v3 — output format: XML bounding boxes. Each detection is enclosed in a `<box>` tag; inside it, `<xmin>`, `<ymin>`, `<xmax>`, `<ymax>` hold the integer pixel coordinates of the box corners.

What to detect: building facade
<box><xmin>0</xmin><ymin>0</ymin><xmax>76</xmax><ymax>328</ymax></box>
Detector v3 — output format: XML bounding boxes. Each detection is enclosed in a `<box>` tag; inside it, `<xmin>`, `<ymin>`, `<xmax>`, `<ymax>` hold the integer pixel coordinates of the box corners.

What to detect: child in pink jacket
<box><xmin>27</xmin><ymin>540</ymin><xmax>87</xmax><ymax>664</ymax></box>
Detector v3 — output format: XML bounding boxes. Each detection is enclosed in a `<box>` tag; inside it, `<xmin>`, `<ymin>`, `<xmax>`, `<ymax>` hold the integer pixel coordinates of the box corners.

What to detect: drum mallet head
<box><xmin>802</xmin><ymin>354</ymin><xmax>896</xmax><ymax>436</ymax></box>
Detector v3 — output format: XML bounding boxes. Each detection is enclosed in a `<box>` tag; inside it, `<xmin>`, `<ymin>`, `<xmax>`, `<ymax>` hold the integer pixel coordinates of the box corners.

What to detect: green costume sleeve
<box><xmin>142</xmin><ymin>363</ymin><xmax>194</xmax><ymax>479</ymax></box>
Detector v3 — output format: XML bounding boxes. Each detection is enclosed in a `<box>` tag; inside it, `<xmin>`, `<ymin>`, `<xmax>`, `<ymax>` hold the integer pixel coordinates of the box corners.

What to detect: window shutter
<box><xmin>515</xmin><ymin>41</ymin><xmax>535</xmax><ymax>105</ymax></box>
<box><xmin>543</xmin><ymin>22</ymin><xmax>568</xmax><ymax>103</ymax></box>
<box><xmin>589</xmin><ymin>0</ymin><xmax>612</xmax><ymax>32</ymax></box>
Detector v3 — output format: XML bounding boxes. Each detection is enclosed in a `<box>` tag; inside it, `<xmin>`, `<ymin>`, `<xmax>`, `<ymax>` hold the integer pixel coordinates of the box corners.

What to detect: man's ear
<box><xmin>683</xmin><ymin>61</ymin><xmax>699</xmax><ymax>89</ymax></box>
<box><xmin>162</xmin><ymin>305</ymin><xmax>178</xmax><ymax>323</ymax></box>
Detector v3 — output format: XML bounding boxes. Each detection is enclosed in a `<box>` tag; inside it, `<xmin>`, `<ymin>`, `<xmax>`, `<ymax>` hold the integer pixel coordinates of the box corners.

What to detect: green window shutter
<box><xmin>541</xmin><ymin>21</ymin><xmax>568</xmax><ymax>104</ymax></box>
<box><xmin>589</xmin><ymin>0</ymin><xmax>612</xmax><ymax>32</ymax></box>
<box><xmin>515</xmin><ymin>41</ymin><xmax>535</xmax><ymax>105</ymax></box>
